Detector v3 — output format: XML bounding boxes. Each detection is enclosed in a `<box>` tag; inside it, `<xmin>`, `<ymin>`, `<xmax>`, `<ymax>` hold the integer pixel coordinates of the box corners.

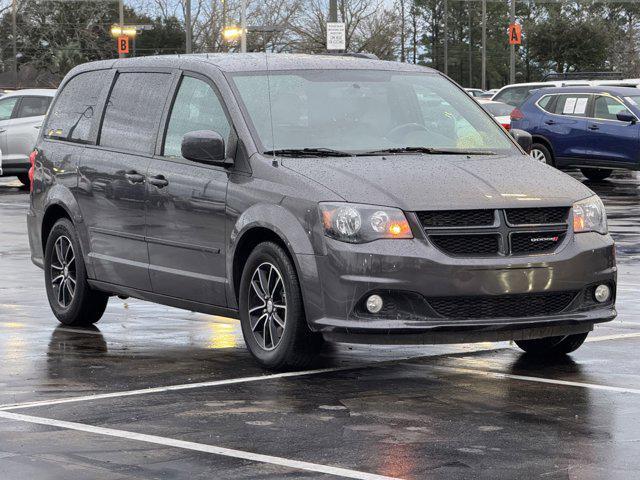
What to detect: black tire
<box><xmin>580</xmin><ymin>168</ymin><xmax>612</xmax><ymax>182</ymax></box>
<box><xmin>530</xmin><ymin>143</ymin><xmax>554</xmax><ymax>166</ymax></box>
<box><xmin>44</xmin><ymin>218</ymin><xmax>109</xmax><ymax>326</ymax></box>
<box><xmin>17</xmin><ymin>173</ymin><xmax>30</xmax><ymax>189</ymax></box>
<box><xmin>238</xmin><ymin>241</ymin><xmax>323</xmax><ymax>370</ymax></box>
<box><xmin>515</xmin><ymin>332</ymin><xmax>588</xmax><ymax>356</ymax></box>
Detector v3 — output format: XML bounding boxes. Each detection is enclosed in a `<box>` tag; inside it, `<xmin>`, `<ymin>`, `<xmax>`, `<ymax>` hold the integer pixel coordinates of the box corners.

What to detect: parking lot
<box><xmin>0</xmin><ymin>170</ymin><xmax>639</xmax><ymax>479</ymax></box>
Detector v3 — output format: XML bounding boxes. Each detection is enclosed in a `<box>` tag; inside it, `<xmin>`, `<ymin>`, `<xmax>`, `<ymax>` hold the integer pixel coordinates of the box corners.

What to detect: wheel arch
<box><xmin>531</xmin><ymin>135</ymin><xmax>555</xmax><ymax>159</ymax></box>
<box><xmin>227</xmin><ymin>204</ymin><xmax>320</xmax><ymax>314</ymax></box>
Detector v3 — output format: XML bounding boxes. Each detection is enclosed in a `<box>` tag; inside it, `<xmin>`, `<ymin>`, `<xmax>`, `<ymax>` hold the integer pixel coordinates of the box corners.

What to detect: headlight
<box><xmin>319</xmin><ymin>203</ymin><xmax>413</xmax><ymax>243</ymax></box>
<box><xmin>573</xmin><ymin>195</ymin><xmax>607</xmax><ymax>234</ymax></box>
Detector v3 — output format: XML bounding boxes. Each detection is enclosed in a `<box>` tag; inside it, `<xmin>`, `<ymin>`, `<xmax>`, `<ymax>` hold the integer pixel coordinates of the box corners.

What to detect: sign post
<box><xmin>326</xmin><ymin>22</ymin><xmax>346</xmax><ymax>51</ymax></box>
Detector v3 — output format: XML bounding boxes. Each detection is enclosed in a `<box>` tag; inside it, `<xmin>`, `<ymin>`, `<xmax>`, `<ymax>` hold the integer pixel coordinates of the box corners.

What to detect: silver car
<box><xmin>0</xmin><ymin>89</ymin><xmax>56</xmax><ymax>188</ymax></box>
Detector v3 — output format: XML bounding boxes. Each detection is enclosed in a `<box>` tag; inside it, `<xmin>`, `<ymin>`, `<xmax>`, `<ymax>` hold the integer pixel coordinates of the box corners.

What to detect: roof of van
<box><xmin>72</xmin><ymin>53</ymin><xmax>437</xmax><ymax>75</ymax></box>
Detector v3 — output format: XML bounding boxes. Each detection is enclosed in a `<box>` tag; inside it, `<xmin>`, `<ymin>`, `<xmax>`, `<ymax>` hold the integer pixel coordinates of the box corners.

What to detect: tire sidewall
<box><xmin>238</xmin><ymin>243</ymin><xmax>305</xmax><ymax>368</ymax></box>
<box><xmin>44</xmin><ymin>218</ymin><xmax>90</xmax><ymax>324</ymax></box>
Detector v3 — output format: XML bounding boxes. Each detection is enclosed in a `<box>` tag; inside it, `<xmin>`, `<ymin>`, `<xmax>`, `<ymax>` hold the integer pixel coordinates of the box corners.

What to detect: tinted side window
<box><xmin>0</xmin><ymin>97</ymin><xmax>18</xmax><ymax>121</ymax></box>
<box><xmin>100</xmin><ymin>72</ymin><xmax>173</xmax><ymax>154</ymax></box>
<box><xmin>16</xmin><ymin>96</ymin><xmax>52</xmax><ymax>118</ymax></box>
<box><xmin>46</xmin><ymin>70</ymin><xmax>110</xmax><ymax>143</ymax></box>
<box><xmin>163</xmin><ymin>76</ymin><xmax>231</xmax><ymax>157</ymax></box>
<box><xmin>553</xmin><ymin>94</ymin><xmax>590</xmax><ymax>116</ymax></box>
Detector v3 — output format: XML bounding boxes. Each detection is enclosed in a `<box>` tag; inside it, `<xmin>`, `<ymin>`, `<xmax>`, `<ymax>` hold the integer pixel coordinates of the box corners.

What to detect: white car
<box><xmin>0</xmin><ymin>89</ymin><xmax>56</xmax><ymax>188</ymax></box>
<box><xmin>465</xmin><ymin>88</ymin><xmax>484</xmax><ymax>97</ymax></box>
<box><xmin>476</xmin><ymin>99</ymin><xmax>514</xmax><ymax>130</ymax></box>
<box><xmin>491</xmin><ymin>80</ymin><xmax>594</xmax><ymax>107</ymax></box>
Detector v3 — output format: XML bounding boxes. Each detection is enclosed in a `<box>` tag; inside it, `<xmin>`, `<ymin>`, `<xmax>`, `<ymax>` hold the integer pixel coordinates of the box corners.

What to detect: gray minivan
<box><xmin>27</xmin><ymin>54</ymin><xmax>616</xmax><ymax>370</ymax></box>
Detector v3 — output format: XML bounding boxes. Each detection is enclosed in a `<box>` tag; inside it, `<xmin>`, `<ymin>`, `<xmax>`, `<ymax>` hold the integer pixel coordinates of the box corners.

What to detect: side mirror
<box><xmin>510</xmin><ymin>128</ymin><xmax>532</xmax><ymax>153</ymax></box>
<box><xmin>616</xmin><ymin>111</ymin><xmax>637</xmax><ymax>124</ymax></box>
<box><xmin>181</xmin><ymin>130</ymin><xmax>229</xmax><ymax>166</ymax></box>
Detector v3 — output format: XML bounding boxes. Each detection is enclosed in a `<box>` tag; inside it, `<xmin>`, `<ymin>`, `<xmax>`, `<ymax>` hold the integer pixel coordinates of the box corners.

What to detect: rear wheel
<box><xmin>238</xmin><ymin>241</ymin><xmax>323</xmax><ymax>370</ymax></box>
<box><xmin>529</xmin><ymin>143</ymin><xmax>553</xmax><ymax>166</ymax></box>
<box><xmin>44</xmin><ymin>218</ymin><xmax>109</xmax><ymax>326</ymax></box>
<box><xmin>581</xmin><ymin>168</ymin><xmax>612</xmax><ymax>181</ymax></box>
<box><xmin>17</xmin><ymin>173</ymin><xmax>30</xmax><ymax>189</ymax></box>
<box><xmin>515</xmin><ymin>332</ymin><xmax>588</xmax><ymax>356</ymax></box>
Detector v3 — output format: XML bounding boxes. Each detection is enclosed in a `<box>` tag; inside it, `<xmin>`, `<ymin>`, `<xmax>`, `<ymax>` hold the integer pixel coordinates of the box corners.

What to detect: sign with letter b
<box><xmin>117</xmin><ymin>36</ymin><xmax>130</xmax><ymax>54</ymax></box>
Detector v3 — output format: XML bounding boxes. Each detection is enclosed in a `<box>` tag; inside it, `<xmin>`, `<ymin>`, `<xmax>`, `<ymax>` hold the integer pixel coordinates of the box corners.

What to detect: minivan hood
<box><xmin>282</xmin><ymin>154</ymin><xmax>593</xmax><ymax>210</ymax></box>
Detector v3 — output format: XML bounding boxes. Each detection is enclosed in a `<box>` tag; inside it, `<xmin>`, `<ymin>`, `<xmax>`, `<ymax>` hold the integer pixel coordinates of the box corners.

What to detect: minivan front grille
<box><xmin>417</xmin><ymin>209</ymin><xmax>495</xmax><ymax>228</ymax></box>
<box><xmin>417</xmin><ymin>207</ymin><xmax>570</xmax><ymax>257</ymax></box>
<box><xmin>430</xmin><ymin>234</ymin><xmax>499</xmax><ymax>256</ymax></box>
<box><xmin>505</xmin><ymin>207</ymin><xmax>569</xmax><ymax>225</ymax></box>
<box><xmin>427</xmin><ymin>291</ymin><xmax>578</xmax><ymax>319</ymax></box>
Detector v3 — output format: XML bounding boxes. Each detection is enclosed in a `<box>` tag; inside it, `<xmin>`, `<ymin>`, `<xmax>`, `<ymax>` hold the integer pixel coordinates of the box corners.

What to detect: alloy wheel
<box><xmin>50</xmin><ymin>235</ymin><xmax>76</xmax><ymax>308</ymax></box>
<box><xmin>530</xmin><ymin>149</ymin><xmax>547</xmax><ymax>163</ymax></box>
<box><xmin>247</xmin><ymin>262</ymin><xmax>287</xmax><ymax>351</ymax></box>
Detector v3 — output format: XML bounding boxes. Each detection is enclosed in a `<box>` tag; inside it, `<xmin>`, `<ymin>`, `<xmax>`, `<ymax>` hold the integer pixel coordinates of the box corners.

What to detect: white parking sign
<box><xmin>327</xmin><ymin>22</ymin><xmax>346</xmax><ymax>50</ymax></box>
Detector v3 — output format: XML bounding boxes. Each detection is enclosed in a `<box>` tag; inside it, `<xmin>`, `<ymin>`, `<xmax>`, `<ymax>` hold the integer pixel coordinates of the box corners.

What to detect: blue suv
<box><xmin>511</xmin><ymin>86</ymin><xmax>640</xmax><ymax>181</ymax></box>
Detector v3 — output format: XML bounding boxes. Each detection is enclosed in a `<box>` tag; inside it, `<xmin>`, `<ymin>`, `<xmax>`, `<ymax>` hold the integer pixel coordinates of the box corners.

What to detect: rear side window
<box><xmin>553</xmin><ymin>94</ymin><xmax>590</xmax><ymax>116</ymax></box>
<box><xmin>537</xmin><ymin>95</ymin><xmax>554</xmax><ymax>112</ymax></box>
<box><xmin>16</xmin><ymin>96</ymin><xmax>52</xmax><ymax>118</ymax></box>
<box><xmin>46</xmin><ymin>70</ymin><xmax>110</xmax><ymax>143</ymax></box>
<box><xmin>494</xmin><ymin>85</ymin><xmax>546</xmax><ymax>106</ymax></box>
<box><xmin>0</xmin><ymin>97</ymin><xmax>18</xmax><ymax>121</ymax></box>
<box><xmin>99</xmin><ymin>72</ymin><xmax>173</xmax><ymax>154</ymax></box>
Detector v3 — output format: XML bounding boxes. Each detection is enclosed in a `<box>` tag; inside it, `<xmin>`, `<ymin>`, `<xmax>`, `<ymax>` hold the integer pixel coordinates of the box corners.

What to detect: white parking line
<box><xmin>0</xmin><ymin>411</ymin><xmax>400</xmax><ymax>480</ymax></box>
<box><xmin>0</xmin><ymin>202</ymin><xmax>29</xmax><ymax>208</ymax></box>
<box><xmin>586</xmin><ymin>332</ymin><xmax>640</xmax><ymax>342</ymax></box>
<box><xmin>430</xmin><ymin>365</ymin><xmax>640</xmax><ymax>395</ymax></box>
<box><xmin>0</xmin><ymin>365</ymin><xmax>361</xmax><ymax>411</ymax></box>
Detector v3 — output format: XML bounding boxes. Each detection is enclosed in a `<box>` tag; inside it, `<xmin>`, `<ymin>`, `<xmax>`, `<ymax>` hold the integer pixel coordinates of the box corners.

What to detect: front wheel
<box><xmin>581</xmin><ymin>168</ymin><xmax>612</xmax><ymax>181</ymax></box>
<box><xmin>515</xmin><ymin>332</ymin><xmax>588</xmax><ymax>356</ymax></box>
<box><xmin>44</xmin><ymin>218</ymin><xmax>109</xmax><ymax>326</ymax></box>
<box><xmin>238</xmin><ymin>242</ymin><xmax>323</xmax><ymax>370</ymax></box>
<box><xmin>529</xmin><ymin>143</ymin><xmax>553</xmax><ymax>166</ymax></box>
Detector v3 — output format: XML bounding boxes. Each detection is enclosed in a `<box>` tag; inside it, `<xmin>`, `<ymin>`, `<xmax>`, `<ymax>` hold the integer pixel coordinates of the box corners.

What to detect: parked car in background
<box><xmin>465</xmin><ymin>88</ymin><xmax>484</xmax><ymax>97</ymax></box>
<box><xmin>27</xmin><ymin>54</ymin><xmax>615</xmax><ymax>370</ymax></box>
<box><xmin>0</xmin><ymin>89</ymin><xmax>55</xmax><ymax>188</ymax></box>
<box><xmin>479</xmin><ymin>88</ymin><xmax>498</xmax><ymax>98</ymax></box>
<box><xmin>476</xmin><ymin>99</ymin><xmax>514</xmax><ymax>130</ymax></box>
<box><xmin>491</xmin><ymin>81</ymin><xmax>591</xmax><ymax>107</ymax></box>
<box><xmin>510</xmin><ymin>86</ymin><xmax>640</xmax><ymax>181</ymax></box>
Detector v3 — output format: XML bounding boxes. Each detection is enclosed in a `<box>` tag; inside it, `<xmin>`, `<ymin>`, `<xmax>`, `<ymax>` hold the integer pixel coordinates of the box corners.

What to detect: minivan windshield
<box><xmin>231</xmin><ymin>69</ymin><xmax>516</xmax><ymax>156</ymax></box>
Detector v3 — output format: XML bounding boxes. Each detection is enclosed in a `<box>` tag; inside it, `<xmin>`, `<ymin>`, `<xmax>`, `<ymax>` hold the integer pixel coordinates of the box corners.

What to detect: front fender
<box><xmin>226</xmin><ymin>202</ymin><xmax>324</xmax><ymax>315</ymax></box>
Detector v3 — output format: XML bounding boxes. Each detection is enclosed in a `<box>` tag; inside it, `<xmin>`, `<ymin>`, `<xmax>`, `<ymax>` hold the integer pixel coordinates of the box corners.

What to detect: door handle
<box><xmin>0</xmin><ymin>129</ymin><xmax>6</xmax><ymax>133</ymax></box>
<box><xmin>544</xmin><ymin>119</ymin><xmax>556</xmax><ymax>125</ymax></box>
<box><xmin>124</xmin><ymin>170</ymin><xmax>145</xmax><ymax>184</ymax></box>
<box><xmin>33</xmin><ymin>125</ymin><xmax>41</xmax><ymax>130</ymax></box>
<box><xmin>588</xmin><ymin>124</ymin><xmax>600</xmax><ymax>131</ymax></box>
<box><xmin>148</xmin><ymin>175</ymin><xmax>169</xmax><ymax>188</ymax></box>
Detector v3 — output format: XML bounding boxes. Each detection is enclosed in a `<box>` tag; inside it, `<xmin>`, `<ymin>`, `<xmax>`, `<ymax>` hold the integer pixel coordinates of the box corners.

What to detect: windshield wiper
<box><xmin>360</xmin><ymin>147</ymin><xmax>495</xmax><ymax>156</ymax></box>
<box><xmin>263</xmin><ymin>148</ymin><xmax>353</xmax><ymax>158</ymax></box>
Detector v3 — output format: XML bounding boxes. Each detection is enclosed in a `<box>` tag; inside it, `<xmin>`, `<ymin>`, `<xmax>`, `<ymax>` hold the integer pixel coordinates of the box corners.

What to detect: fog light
<box><xmin>594</xmin><ymin>284</ymin><xmax>611</xmax><ymax>303</ymax></box>
<box><xmin>366</xmin><ymin>294</ymin><xmax>383</xmax><ymax>314</ymax></box>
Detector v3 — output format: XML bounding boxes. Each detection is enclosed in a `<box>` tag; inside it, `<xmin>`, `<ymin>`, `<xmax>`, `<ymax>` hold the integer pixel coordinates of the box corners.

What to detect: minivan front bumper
<box><xmin>299</xmin><ymin>231</ymin><xmax>616</xmax><ymax>343</ymax></box>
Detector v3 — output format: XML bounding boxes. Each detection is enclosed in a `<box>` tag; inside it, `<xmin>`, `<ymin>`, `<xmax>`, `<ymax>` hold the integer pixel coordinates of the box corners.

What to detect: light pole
<box><xmin>443</xmin><ymin>0</ymin><xmax>448</xmax><ymax>75</ymax></box>
<box><xmin>12</xmin><ymin>0</ymin><xmax>17</xmax><ymax>87</ymax></box>
<box><xmin>509</xmin><ymin>0</ymin><xmax>516</xmax><ymax>84</ymax></box>
<box><xmin>118</xmin><ymin>0</ymin><xmax>124</xmax><ymax>58</ymax></box>
<box><xmin>481</xmin><ymin>0</ymin><xmax>486</xmax><ymax>90</ymax></box>
<box><xmin>185</xmin><ymin>0</ymin><xmax>192</xmax><ymax>53</ymax></box>
<box><xmin>240</xmin><ymin>0</ymin><xmax>247</xmax><ymax>53</ymax></box>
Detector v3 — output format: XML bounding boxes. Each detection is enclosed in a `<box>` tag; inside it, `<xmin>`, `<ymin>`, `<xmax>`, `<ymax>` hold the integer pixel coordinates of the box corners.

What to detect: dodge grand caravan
<box><xmin>27</xmin><ymin>54</ymin><xmax>616</xmax><ymax>370</ymax></box>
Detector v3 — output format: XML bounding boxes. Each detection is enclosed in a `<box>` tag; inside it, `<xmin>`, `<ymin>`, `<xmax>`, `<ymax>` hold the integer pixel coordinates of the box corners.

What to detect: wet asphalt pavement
<box><xmin>0</xmin><ymin>170</ymin><xmax>639</xmax><ymax>479</ymax></box>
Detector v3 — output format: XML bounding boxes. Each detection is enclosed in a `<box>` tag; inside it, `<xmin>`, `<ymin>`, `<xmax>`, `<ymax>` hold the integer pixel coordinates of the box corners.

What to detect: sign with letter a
<box><xmin>508</xmin><ymin>23</ymin><xmax>522</xmax><ymax>45</ymax></box>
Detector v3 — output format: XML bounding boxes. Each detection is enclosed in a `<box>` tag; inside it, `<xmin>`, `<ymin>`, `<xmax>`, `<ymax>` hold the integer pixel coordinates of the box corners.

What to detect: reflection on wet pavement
<box><xmin>0</xmin><ymin>170</ymin><xmax>639</xmax><ymax>479</ymax></box>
